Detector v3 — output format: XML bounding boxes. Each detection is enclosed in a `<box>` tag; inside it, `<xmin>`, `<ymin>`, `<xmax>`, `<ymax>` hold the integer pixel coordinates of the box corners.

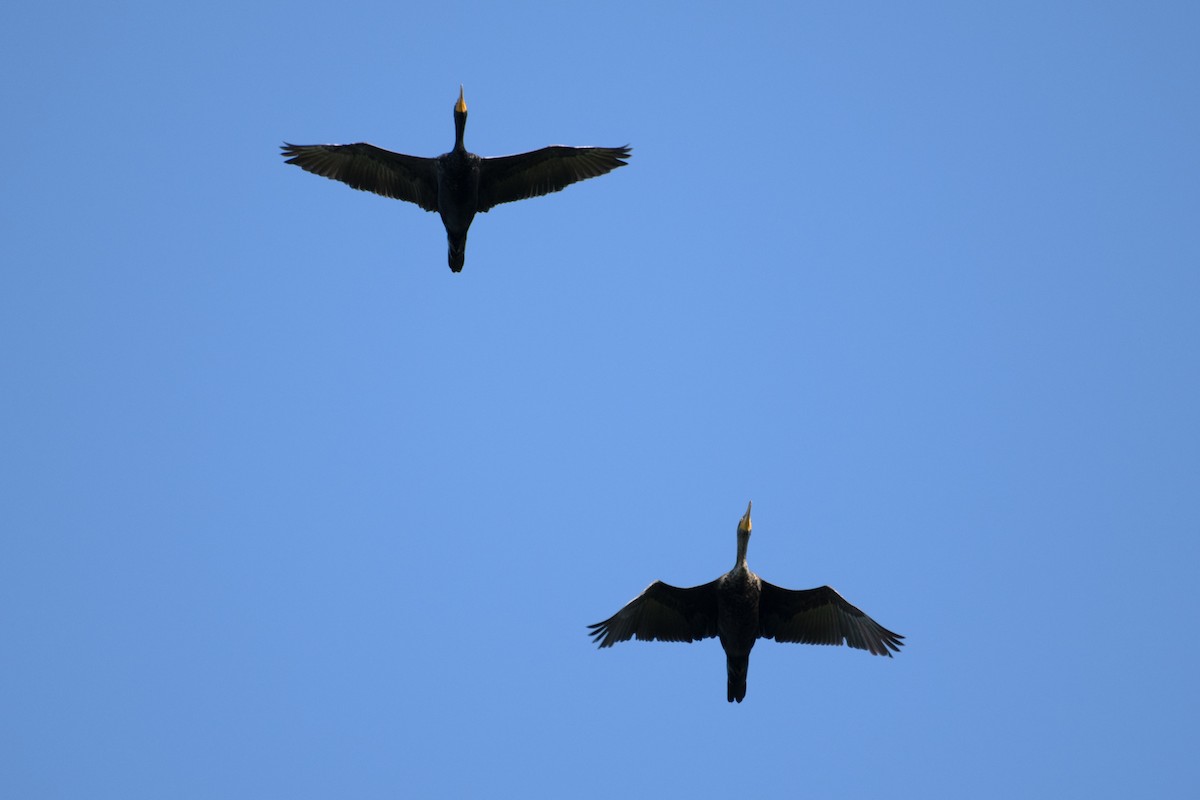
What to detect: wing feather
<box><xmin>280</xmin><ymin>142</ymin><xmax>439</xmax><ymax>212</ymax></box>
<box><xmin>478</xmin><ymin>145</ymin><xmax>631</xmax><ymax>212</ymax></box>
<box><xmin>759</xmin><ymin>583</ymin><xmax>904</xmax><ymax>656</ymax></box>
<box><xmin>588</xmin><ymin>579</ymin><xmax>718</xmax><ymax>648</ymax></box>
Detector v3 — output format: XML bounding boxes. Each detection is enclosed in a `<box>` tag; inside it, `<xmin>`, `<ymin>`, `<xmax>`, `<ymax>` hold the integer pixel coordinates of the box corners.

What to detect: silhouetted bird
<box><xmin>281</xmin><ymin>87</ymin><xmax>631</xmax><ymax>272</ymax></box>
<box><xmin>589</xmin><ymin>502</ymin><xmax>904</xmax><ymax>703</ymax></box>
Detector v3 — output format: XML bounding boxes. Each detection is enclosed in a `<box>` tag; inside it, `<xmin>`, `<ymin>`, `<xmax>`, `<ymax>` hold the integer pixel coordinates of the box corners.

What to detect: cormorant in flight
<box><xmin>281</xmin><ymin>87</ymin><xmax>631</xmax><ymax>272</ymax></box>
<box><xmin>589</xmin><ymin>502</ymin><xmax>904</xmax><ymax>702</ymax></box>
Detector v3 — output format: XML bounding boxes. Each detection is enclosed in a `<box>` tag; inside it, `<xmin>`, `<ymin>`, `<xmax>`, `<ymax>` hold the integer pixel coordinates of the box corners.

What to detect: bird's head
<box><xmin>455</xmin><ymin>85</ymin><xmax>467</xmax><ymax>116</ymax></box>
<box><xmin>738</xmin><ymin>501</ymin><xmax>752</xmax><ymax>538</ymax></box>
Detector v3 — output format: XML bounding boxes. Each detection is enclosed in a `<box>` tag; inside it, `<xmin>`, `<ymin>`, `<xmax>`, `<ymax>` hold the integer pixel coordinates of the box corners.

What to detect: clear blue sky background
<box><xmin>3</xmin><ymin>2</ymin><xmax>1198</xmax><ymax>797</ymax></box>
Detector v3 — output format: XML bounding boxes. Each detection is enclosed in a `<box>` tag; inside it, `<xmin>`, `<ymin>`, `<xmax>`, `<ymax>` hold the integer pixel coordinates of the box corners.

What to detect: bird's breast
<box><xmin>716</xmin><ymin>570</ymin><xmax>762</xmax><ymax>653</ymax></box>
<box><xmin>435</xmin><ymin>154</ymin><xmax>481</xmax><ymax>230</ymax></box>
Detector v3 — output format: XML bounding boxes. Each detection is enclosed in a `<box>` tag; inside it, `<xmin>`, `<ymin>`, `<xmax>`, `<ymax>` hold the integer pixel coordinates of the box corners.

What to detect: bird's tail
<box><xmin>447</xmin><ymin>233</ymin><xmax>467</xmax><ymax>273</ymax></box>
<box><xmin>726</xmin><ymin>655</ymin><xmax>749</xmax><ymax>703</ymax></box>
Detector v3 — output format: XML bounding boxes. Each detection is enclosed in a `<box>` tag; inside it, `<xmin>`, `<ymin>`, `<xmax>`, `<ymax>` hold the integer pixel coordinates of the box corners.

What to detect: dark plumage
<box><xmin>281</xmin><ymin>86</ymin><xmax>631</xmax><ymax>272</ymax></box>
<box><xmin>589</xmin><ymin>502</ymin><xmax>904</xmax><ymax>703</ymax></box>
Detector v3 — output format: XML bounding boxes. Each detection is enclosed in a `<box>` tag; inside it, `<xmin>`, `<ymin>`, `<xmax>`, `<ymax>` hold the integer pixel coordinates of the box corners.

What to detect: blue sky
<box><xmin>3</xmin><ymin>1</ymin><xmax>1198</xmax><ymax>797</ymax></box>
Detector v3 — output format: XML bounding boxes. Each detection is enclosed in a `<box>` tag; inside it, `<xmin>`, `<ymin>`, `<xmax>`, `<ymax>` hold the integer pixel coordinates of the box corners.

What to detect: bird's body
<box><xmin>435</xmin><ymin>135</ymin><xmax>481</xmax><ymax>271</ymax></box>
<box><xmin>589</xmin><ymin>502</ymin><xmax>904</xmax><ymax>703</ymax></box>
<box><xmin>716</xmin><ymin>563</ymin><xmax>761</xmax><ymax>702</ymax></box>
<box><xmin>281</xmin><ymin>87</ymin><xmax>630</xmax><ymax>272</ymax></box>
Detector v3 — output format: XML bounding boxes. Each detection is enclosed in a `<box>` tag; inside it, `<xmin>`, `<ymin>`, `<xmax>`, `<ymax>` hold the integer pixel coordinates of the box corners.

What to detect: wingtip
<box><xmin>586</xmin><ymin>621</ymin><xmax>612</xmax><ymax>648</ymax></box>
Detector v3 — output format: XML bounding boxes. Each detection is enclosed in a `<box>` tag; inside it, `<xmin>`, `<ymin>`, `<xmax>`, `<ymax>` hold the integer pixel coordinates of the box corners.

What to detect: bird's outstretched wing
<box><xmin>588</xmin><ymin>579</ymin><xmax>718</xmax><ymax>648</ymax></box>
<box><xmin>280</xmin><ymin>143</ymin><xmax>440</xmax><ymax>212</ymax></box>
<box><xmin>478</xmin><ymin>145</ymin><xmax>631</xmax><ymax>212</ymax></box>
<box><xmin>759</xmin><ymin>583</ymin><xmax>904</xmax><ymax>657</ymax></box>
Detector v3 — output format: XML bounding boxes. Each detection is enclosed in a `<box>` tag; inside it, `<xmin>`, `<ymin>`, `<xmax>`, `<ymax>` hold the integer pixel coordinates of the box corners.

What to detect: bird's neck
<box><xmin>453</xmin><ymin>112</ymin><xmax>467</xmax><ymax>152</ymax></box>
<box><xmin>735</xmin><ymin>532</ymin><xmax>750</xmax><ymax>570</ymax></box>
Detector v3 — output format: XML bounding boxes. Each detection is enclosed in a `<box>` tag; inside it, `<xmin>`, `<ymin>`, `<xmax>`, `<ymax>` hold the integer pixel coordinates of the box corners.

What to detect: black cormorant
<box><xmin>588</xmin><ymin>502</ymin><xmax>904</xmax><ymax>703</ymax></box>
<box><xmin>281</xmin><ymin>87</ymin><xmax>631</xmax><ymax>272</ymax></box>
